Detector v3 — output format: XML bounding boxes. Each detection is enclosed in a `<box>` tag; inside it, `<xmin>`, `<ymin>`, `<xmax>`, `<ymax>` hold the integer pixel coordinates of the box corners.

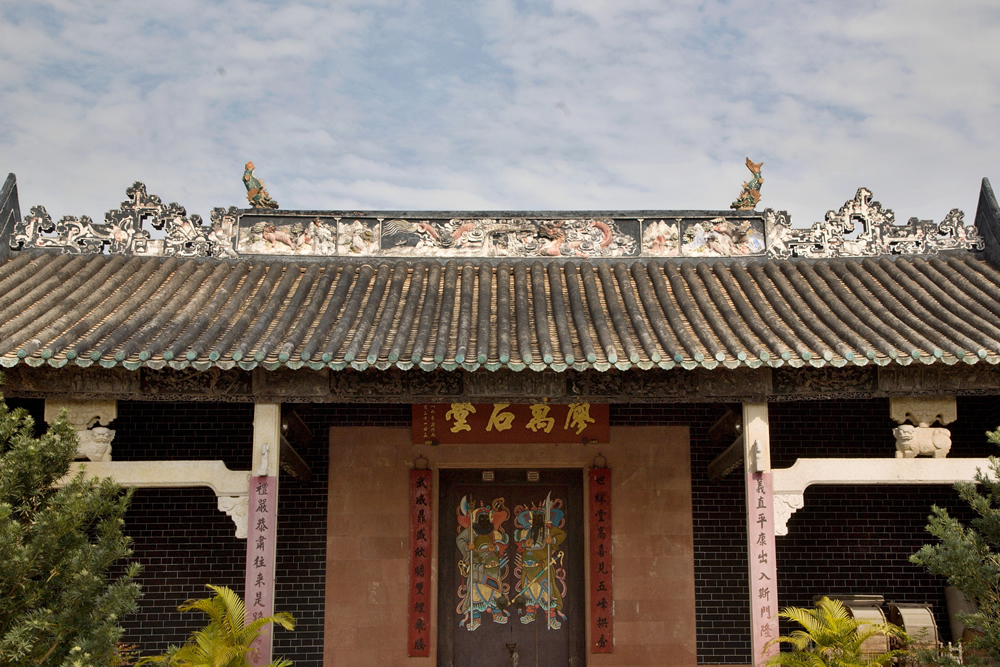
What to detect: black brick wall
<box><xmin>108</xmin><ymin>402</ymin><xmax>411</xmax><ymax>666</ymax></box>
<box><xmin>5</xmin><ymin>394</ymin><xmax>997</xmax><ymax>665</ymax></box>
<box><xmin>608</xmin><ymin>397</ymin><xmax>997</xmax><ymax>665</ymax></box>
<box><xmin>106</xmin><ymin>402</ymin><xmax>254</xmax><ymax>659</ymax></box>
<box><xmin>770</xmin><ymin>397</ymin><xmax>997</xmax><ymax>663</ymax></box>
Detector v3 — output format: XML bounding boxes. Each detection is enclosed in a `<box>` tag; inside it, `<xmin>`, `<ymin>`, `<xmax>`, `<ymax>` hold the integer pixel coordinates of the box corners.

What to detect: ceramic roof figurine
<box><xmin>243</xmin><ymin>161</ymin><xmax>278</xmax><ymax>209</ymax></box>
<box><xmin>731</xmin><ymin>158</ymin><xmax>763</xmax><ymax>210</ymax></box>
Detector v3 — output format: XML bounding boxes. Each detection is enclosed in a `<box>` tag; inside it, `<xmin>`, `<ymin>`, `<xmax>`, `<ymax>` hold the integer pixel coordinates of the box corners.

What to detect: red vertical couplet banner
<box><xmin>408</xmin><ymin>469</ymin><xmax>433</xmax><ymax>657</ymax></box>
<box><xmin>747</xmin><ymin>471</ymin><xmax>778</xmax><ymax>666</ymax></box>
<box><xmin>588</xmin><ymin>467</ymin><xmax>613</xmax><ymax>653</ymax></box>
<box><xmin>245</xmin><ymin>476</ymin><xmax>278</xmax><ymax>666</ymax></box>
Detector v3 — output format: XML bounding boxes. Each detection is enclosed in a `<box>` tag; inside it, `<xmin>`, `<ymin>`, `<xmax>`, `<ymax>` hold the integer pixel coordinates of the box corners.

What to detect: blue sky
<box><xmin>2</xmin><ymin>0</ymin><xmax>998</xmax><ymax>228</ymax></box>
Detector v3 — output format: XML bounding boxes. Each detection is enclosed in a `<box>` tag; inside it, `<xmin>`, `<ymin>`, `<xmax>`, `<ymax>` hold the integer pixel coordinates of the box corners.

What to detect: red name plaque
<box><xmin>408</xmin><ymin>469</ymin><xmax>433</xmax><ymax>657</ymax></box>
<box><xmin>589</xmin><ymin>467</ymin><xmax>614</xmax><ymax>653</ymax></box>
<box><xmin>412</xmin><ymin>402</ymin><xmax>609</xmax><ymax>445</ymax></box>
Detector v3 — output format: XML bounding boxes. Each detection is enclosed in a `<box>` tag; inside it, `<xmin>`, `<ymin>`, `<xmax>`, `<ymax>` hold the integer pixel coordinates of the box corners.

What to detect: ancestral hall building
<box><xmin>2</xmin><ymin>171</ymin><xmax>1000</xmax><ymax>666</ymax></box>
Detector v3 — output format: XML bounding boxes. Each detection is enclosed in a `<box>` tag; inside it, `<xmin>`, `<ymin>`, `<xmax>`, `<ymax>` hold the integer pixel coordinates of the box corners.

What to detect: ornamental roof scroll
<box><xmin>9</xmin><ymin>183</ymin><xmax>985</xmax><ymax>260</ymax></box>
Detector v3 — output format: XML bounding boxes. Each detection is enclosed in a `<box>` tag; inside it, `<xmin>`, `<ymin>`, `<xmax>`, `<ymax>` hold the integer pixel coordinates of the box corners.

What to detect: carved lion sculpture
<box><xmin>893</xmin><ymin>425</ymin><xmax>951</xmax><ymax>458</ymax></box>
<box><xmin>76</xmin><ymin>426</ymin><xmax>115</xmax><ymax>462</ymax></box>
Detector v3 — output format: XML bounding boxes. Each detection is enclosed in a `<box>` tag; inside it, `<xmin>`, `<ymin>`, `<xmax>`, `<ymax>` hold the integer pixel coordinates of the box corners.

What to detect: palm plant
<box><xmin>764</xmin><ymin>597</ymin><xmax>909</xmax><ymax>667</ymax></box>
<box><xmin>137</xmin><ymin>584</ymin><xmax>295</xmax><ymax>667</ymax></box>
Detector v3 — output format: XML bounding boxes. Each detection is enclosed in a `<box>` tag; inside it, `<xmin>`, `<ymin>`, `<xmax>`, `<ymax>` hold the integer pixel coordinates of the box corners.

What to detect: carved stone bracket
<box><xmin>773</xmin><ymin>493</ymin><xmax>804</xmax><ymax>535</ymax></box>
<box><xmin>890</xmin><ymin>396</ymin><xmax>957</xmax><ymax>427</ymax></box>
<box><xmin>218</xmin><ymin>496</ymin><xmax>249</xmax><ymax>539</ymax></box>
<box><xmin>771</xmin><ymin>457</ymin><xmax>993</xmax><ymax>535</ymax></box>
<box><xmin>56</xmin><ymin>460</ymin><xmax>251</xmax><ymax>539</ymax></box>
<box><xmin>44</xmin><ymin>399</ymin><xmax>117</xmax><ymax>462</ymax></box>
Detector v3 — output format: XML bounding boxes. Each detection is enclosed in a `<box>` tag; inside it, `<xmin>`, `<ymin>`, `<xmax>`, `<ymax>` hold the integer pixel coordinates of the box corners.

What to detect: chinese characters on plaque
<box><xmin>408</xmin><ymin>469</ymin><xmax>433</xmax><ymax>657</ymax></box>
<box><xmin>747</xmin><ymin>471</ymin><xmax>778</xmax><ymax>665</ymax></box>
<box><xmin>412</xmin><ymin>403</ymin><xmax>609</xmax><ymax>445</ymax></box>
<box><xmin>244</xmin><ymin>476</ymin><xmax>277</xmax><ymax>666</ymax></box>
<box><xmin>589</xmin><ymin>468</ymin><xmax>613</xmax><ymax>653</ymax></box>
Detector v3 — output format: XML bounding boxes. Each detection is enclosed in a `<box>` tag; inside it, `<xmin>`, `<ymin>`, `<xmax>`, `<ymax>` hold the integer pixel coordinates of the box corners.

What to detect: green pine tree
<box><xmin>910</xmin><ymin>427</ymin><xmax>1000</xmax><ymax>663</ymax></box>
<box><xmin>0</xmin><ymin>385</ymin><xmax>141</xmax><ymax>667</ymax></box>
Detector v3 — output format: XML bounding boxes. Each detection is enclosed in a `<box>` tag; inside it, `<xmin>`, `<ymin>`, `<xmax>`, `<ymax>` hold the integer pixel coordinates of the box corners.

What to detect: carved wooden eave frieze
<box><xmin>8</xmin><ymin>182</ymin><xmax>984</xmax><ymax>261</ymax></box>
<box><xmin>4</xmin><ymin>363</ymin><xmax>1000</xmax><ymax>404</ymax></box>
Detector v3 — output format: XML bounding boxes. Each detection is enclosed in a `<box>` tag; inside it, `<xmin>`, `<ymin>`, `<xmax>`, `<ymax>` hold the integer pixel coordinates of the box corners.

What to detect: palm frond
<box><xmin>138</xmin><ymin>584</ymin><xmax>294</xmax><ymax>667</ymax></box>
<box><xmin>245</xmin><ymin>611</ymin><xmax>296</xmax><ymax>637</ymax></box>
<box><xmin>178</xmin><ymin>596</ymin><xmax>226</xmax><ymax>629</ymax></box>
<box><xmin>766</xmin><ymin>597</ymin><xmax>911</xmax><ymax>667</ymax></box>
<box><xmin>208</xmin><ymin>584</ymin><xmax>247</xmax><ymax>632</ymax></box>
<box><xmin>781</xmin><ymin>606</ymin><xmax>822</xmax><ymax>633</ymax></box>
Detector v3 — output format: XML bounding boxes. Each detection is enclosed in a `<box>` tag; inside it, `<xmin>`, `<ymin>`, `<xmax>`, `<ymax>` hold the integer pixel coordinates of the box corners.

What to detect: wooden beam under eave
<box><xmin>279</xmin><ymin>435</ymin><xmax>311</xmax><ymax>482</ymax></box>
<box><xmin>708</xmin><ymin>432</ymin><xmax>744</xmax><ymax>480</ymax></box>
<box><xmin>278</xmin><ymin>409</ymin><xmax>312</xmax><ymax>482</ymax></box>
<box><xmin>707</xmin><ymin>404</ymin><xmax>741</xmax><ymax>447</ymax></box>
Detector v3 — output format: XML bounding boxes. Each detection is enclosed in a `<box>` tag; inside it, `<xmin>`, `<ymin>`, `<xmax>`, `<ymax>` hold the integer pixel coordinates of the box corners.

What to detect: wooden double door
<box><xmin>437</xmin><ymin>469</ymin><xmax>585</xmax><ymax>667</ymax></box>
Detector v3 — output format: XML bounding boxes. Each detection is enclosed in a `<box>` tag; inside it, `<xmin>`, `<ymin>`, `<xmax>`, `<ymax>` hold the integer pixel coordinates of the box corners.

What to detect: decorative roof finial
<box><xmin>731</xmin><ymin>158</ymin><xmax>763</xmax><ymax>210</ymax></box>
<box><xmin>243</xmin><ymin>161</ymin><xmax>279</xmax><ymax>209</ymax></box>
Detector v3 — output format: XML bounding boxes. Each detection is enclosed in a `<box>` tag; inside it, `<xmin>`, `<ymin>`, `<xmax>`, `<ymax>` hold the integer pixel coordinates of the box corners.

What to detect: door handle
<box><xmin>506</xmin><ymin>642</ymin><xmax>519</xmax><ymax>667</ymax></box>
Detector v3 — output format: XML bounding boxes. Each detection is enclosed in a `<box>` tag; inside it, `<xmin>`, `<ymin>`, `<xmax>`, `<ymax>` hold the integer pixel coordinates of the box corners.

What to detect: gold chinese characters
<box><xmin>445</xmin><ymin>402</ymin><xmax>595</xmax><ymax>435</ymax></box>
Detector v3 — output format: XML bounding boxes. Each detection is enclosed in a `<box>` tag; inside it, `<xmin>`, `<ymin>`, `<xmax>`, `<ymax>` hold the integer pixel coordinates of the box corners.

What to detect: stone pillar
<box><xmin>743</xmin><ymin>402</ymin><xmax>778</xmax><ymax>667</ymax></box>
<box><xmin>246</xmin><ymin>403</ymin><xmax>281</xmax><ymax>666</ymax></box>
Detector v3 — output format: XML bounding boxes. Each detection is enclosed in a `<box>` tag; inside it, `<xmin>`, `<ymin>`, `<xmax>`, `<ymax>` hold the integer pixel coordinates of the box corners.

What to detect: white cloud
<box><xmin>0</xmin><ymin>0</ymin><xmax>997</xmax><ymax>230</ymax></box>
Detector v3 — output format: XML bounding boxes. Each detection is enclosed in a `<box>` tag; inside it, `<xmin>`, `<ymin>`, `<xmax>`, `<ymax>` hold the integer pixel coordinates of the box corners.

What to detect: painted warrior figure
<box><xmin>512</xmin><ymin>494</ymin><xmax>567</xmax><ymax>629</ymax></box>
<box><xmin>243</xmin><ymin>161</ymin><xmax>279</xmax><ymax>209</ymax></box>
<box><xmin>457</xmin><ymin>497</ymin><xmax>510</xmax><ymax>631</ymax></box>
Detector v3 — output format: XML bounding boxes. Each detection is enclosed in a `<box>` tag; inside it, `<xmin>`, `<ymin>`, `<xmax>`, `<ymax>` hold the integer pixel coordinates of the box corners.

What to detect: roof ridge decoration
<box><xmin>731</xmin><ymin>157</ymin><xmax>764</xmax><ymax>210</ymax></box>
<box><xmin>12</xmin><ymin>182</ymin><xmax>238</xmax><ymax>258</ymax></box>
<box><xmin>242</xmin><ymin>161</ymin><xmax>278</xmax><ymax>209</ymax></box>
<box><xmin>0</xmin><ymin>173</ymin><xmax>19</xmax><ymax>264</ymax></box>
<box><xmin>766</xmin><ymin>187</ymin><xmax>983</xmax><ymax>259</ymax></box>
<box><xmin>7</xmin><ymin>182</ymin><xmax>984</xmax><ymax>260</ymax></box>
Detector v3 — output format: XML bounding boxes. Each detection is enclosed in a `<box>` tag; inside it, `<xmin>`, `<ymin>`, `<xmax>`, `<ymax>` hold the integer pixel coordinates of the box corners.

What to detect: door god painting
<box><xmin>456</xmin><ymin>497</ymin><xmax>511</xmax><ymax>630</ymax></box>
<box><xmin>512</xmin><ymin>494</ymin><xmax>567</xmax><ymax>629</ymax></box>
<box><xmin>455</xmin><ymin>493</ymin><xmax>568</xmax><ymax>632</ymax></box>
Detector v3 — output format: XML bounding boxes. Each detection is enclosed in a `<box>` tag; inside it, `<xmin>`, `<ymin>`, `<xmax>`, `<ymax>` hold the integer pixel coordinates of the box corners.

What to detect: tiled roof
<box><xmin>3</xmin><ymin>251</ymin><xmax>1000</xmax><ymax>373</ymax></box>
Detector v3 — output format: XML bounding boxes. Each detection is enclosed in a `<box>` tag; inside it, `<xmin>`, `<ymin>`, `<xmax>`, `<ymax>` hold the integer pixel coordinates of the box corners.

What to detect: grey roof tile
<box><xmin>2</xmin><ymin>253</ymin><xmax>1000</xmax><ymax>372</ymax></box>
